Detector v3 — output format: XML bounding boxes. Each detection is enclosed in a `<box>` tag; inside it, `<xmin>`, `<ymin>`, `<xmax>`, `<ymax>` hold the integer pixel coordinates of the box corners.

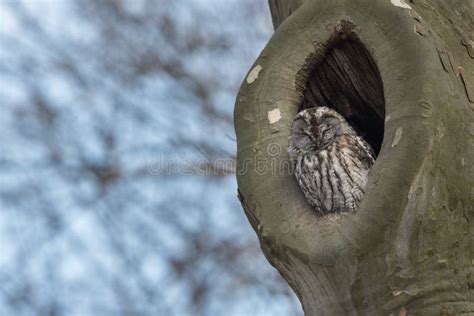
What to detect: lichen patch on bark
<box><xmin>390</xmin><ymin>0</ymin><xmax>411</xmax><ymax>9</ymax></box>
<box><xmin>267</xmin><ymin>108</ymin><xmax>282</xmax><ymax>124</ymax></box>
<box><xmin>246</xmin><ymin>64</ymin><xmax>262</xmax><ymax>84</ymax></box>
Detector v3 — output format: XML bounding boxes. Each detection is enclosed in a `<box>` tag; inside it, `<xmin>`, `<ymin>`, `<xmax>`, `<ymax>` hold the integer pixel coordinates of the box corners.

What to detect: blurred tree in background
<box><xmin>0</xmin><ymin>1</ymin><xmax>300</xmax><ymax>315</ymax></box>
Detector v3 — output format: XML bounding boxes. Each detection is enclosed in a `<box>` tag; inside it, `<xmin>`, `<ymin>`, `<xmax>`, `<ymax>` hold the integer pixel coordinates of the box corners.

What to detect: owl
<box><xmin>288</xmin><ymin>106</ymin><xmax>375</xmax><ymax>214</ymax></box>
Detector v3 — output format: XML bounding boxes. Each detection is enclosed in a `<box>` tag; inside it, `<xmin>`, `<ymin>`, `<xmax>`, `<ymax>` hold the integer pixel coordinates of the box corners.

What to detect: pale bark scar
<box><xmin>409</xmin><ymin>10</ymin><xmax>421</xmax><ymax>21</ymax></box>
<box><xmin>246</xmin><ymin>65</ymin><xmax>262</xmax><ymax>84</ymax></box>
<box><xmin>414</xmin><ymin>22</ymin><xmax>427</xmax><ymax>36</ymax></box>
<box><xmin>267</xmin><ymin>108</ymin><xmax>282</xmax><ymax>124</ymax></box>
<box><xmin>391</xmin><ymin>128</ymin><xmax>403</xmax><ymax>147</ymax></box>
<box><xmin>390</xmin><ymin>0</ymin><xmax>411</xmax><ymax>9</ymax></box>
<box><xmin>458</xmin><ymin>67</ymin><xmax>474</xmax><ymax>104</ymax></box>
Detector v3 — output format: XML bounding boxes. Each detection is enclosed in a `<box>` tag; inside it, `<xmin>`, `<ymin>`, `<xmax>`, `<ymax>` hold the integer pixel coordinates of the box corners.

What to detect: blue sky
<box><xmin>0</xmin><ymin>1</ymin><xmax>301</xmax><ymax>315</ymax></box>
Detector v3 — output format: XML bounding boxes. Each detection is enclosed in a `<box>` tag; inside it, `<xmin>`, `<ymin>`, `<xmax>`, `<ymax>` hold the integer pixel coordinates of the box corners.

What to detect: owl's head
<box><xmin>288</xmin><ymin>106</ymin><xmax>355</xmax><ymax>157</ymax></box>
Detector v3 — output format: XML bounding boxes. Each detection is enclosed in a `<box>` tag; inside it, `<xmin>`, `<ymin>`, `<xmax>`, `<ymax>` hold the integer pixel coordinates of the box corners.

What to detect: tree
<box><xmin>235</xmin><ymin>0</ymin><xmax>474</xmax><ymax>314</ymax></box>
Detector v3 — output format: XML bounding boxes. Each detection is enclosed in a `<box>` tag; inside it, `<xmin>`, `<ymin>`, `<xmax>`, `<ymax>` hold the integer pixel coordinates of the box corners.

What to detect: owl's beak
<box><xmin>311</xmin><ymin>127</ymin><xmax>319</xmax><ymax>138</ymax></box>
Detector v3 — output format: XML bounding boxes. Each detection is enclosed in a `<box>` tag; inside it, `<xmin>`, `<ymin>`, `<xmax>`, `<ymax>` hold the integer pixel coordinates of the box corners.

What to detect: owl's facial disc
<box><xmin>310</xmin><ymin>118</ymin><xmax>340</xmax><ymax>150</ymax></box>
<box><xmin>289</xmin><ymin>109</ymin><xmax>343</xmax><ymax>155</ymax></box>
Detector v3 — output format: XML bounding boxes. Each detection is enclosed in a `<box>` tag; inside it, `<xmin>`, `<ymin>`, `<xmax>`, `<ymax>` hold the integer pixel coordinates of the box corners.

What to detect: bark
<box><xmin>234</xmin><ymin>0</ymin><xmax>474</xmax><ymax>315</ymax></box>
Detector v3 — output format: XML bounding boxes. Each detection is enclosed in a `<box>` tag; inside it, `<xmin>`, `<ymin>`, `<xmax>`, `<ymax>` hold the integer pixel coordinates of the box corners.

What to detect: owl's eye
<box><xmin>320</xmin><ymin>124</ymin><xmax>333</xmax><ymax>134</ymax></box>
<box><xmin>321</xmin><ymin>126</ymin><xmax>337</xmax><ymax>142</ymax></box>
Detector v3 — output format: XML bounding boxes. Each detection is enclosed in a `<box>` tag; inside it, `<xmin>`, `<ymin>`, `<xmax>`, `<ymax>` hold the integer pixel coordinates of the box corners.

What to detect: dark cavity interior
<box><xmin>301</xmin><ymin>34</ymin><xmax>385</xmax><ymax>155</ymax></box>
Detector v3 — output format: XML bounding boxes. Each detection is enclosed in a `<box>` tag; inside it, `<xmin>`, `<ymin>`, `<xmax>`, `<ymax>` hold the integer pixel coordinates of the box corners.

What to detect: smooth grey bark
<box><xmin>235</xmin><ymin>0</ymin><xmax>474</xmax><ymax>315</ymax></box>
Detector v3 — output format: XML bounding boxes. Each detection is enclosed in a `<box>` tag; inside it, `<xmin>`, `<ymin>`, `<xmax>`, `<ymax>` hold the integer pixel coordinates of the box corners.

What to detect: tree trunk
<box><xmin>234</xmin><ymin>0</ymin><xmax>474</xmax><ymax>314</ymax></box>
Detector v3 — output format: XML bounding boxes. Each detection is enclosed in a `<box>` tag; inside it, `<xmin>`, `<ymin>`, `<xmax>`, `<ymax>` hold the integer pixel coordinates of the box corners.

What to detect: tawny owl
<box><xmin>288</xmin><ymin>106</ymin><xmax>375</xmax><ymax>214</ymax></box>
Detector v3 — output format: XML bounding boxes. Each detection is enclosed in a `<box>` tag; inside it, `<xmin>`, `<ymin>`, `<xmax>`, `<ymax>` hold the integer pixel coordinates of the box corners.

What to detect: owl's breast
<box><xmin>294</xmin><ymin>135</ymin><xmax>373</xmax><ymax>214</ymax></box>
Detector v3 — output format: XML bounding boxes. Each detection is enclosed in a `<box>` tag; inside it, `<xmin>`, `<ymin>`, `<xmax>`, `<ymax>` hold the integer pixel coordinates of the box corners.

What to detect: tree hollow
<box><xmin>302</xmin><ymin>32</ymin><xmax>385</xmax><ymax>155</ymax></box>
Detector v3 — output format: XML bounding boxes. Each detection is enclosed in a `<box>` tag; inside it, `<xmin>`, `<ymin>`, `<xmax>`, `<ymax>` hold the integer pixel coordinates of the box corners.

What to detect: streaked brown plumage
<box><xmin>288</xmin><ymin>106</ymin><xmax>375</xmax><ymax>214</ymax></box>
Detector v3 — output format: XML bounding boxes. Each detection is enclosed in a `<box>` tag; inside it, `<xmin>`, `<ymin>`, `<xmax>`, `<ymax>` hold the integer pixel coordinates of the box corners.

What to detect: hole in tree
<box><xmin>301</xmin><ymin>31</ymin><xmax>385</xmax><ymax>155</ymax></box>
